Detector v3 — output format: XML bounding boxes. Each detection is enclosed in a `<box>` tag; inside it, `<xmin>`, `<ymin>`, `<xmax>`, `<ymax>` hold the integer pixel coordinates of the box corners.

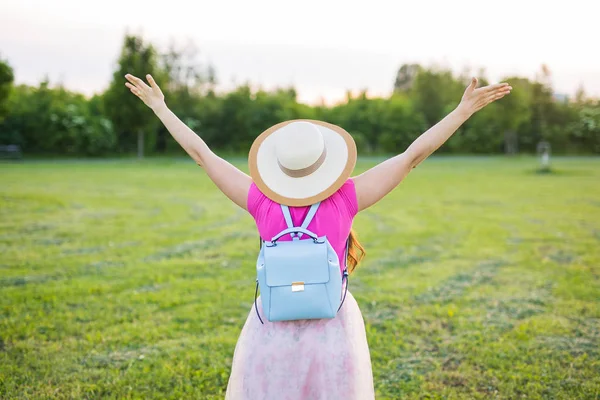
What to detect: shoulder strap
<box><xmin>280</xmin><ymin>204</ymin><xmax>299</xmax><ymax>240</ymax></box>
<box><xmin>337</xmin><ymin>235</ymin><xmax>351</xmax><ymax>312</ymax></box>
<box><xmin>280</xmin><ymin>204</ymin><xmax>294</xmax><ymax>229</ymax></box>
<box><xmin>297</xmin><ymin>202</ymin><xmax>320</xmax><ymax>239</ymax></box>
<box><xmin>301</xmin><ymin>202</ymin><xmax>320</xmax><ymax>229</ymax></box>
<box><xmin>344</xmin><ymin>236</ymin><xmax>349</xmax><ymax>269</ymax></box>
<box><xmin>280</xmin><ymin>202</ymin><xmax>321</xmax><ymax>240</ymax></box>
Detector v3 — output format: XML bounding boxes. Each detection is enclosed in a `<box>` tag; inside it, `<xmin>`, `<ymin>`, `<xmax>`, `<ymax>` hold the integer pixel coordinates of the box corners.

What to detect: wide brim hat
<box><xmin>248</xmin><ymin>119</ymin><xmax>357</xmax><ymax>207</ymax></box>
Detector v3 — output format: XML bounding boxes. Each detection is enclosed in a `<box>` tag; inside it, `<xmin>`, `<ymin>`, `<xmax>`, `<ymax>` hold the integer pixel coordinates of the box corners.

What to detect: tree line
<box><xmin>0</xmin><ymin>35</ymin><xmax>599</xmax><ymax>157</ymax></box>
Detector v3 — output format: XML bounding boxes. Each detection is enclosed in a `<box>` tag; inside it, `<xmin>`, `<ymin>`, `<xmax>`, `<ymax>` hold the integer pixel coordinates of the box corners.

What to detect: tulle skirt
<box><xmin>225</xmin><ymin>292</ymin><xmax>375</xmax><ymax>400</ymax></box>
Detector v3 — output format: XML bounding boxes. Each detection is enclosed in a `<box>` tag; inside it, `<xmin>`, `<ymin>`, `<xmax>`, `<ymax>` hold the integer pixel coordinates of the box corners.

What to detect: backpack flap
<box><xmin>264</xmin><ymin>239</ymin><xmax>330</xmax><ymax>287</ymax></box>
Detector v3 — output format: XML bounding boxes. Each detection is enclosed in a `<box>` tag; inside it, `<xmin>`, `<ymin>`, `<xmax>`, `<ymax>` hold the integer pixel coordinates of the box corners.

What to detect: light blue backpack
<box><xmin>254</xmin><ymin>202</ymin><xmax>349</xmax><ymax>323</ymax></box>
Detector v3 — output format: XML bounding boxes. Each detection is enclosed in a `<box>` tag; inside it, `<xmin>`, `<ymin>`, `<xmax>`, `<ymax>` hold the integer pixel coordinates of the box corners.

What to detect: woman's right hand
<box><xmin>125</xmin><ymin>74</ymin><xmax>166</xmax><ymax>112</ymax></box>
<box><xmin>456</xmin><ymin>77</ymin><xmax>512</xmax><ymax>118</ymax></box>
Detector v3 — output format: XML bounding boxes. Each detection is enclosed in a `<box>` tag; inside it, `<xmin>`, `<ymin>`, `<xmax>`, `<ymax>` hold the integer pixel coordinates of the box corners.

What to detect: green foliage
<box><xmin>375</xmin><ymin>95</ymin><xmax>428</xmax><ymax>153</ymax></box>
<box><xmin>325</xmin><ymin>91</ymin><xmax>426</xmax><ymax>153</ymax></box>
<box><xmin>1</xmin><ymin>157</ymin><xmax>599</xmax><ymax>398</ymax></box>
<box><xmin>0</xmin><ymin>57</ymin><xmax>15</xmax><ymax>122</ymax></box>
<box><xmin>200</xmin><ymin>86</ymin><xmax>316</xmax><ymax>153</ymax></box>
<box><xmin>157</xmin><ymin>40</ymin><xmax>215</xmax><ymax>154</ymax></box>
<box><xmin>1</xmin><ymin>36</ymin><xmax>600</xmax><ymax>156</ymax></box>
<box><xmin>569</xmin><ymin>102</ymin><xmax>600</xmax><ymax>153</ymax></box>
<box><xmin>494</xmin><ymin>77</ymin><xmax>532</xmax><ymax>133</ymax></box>
<box><xmin>453</xmin><ymin>104</ymin><xmax>504</xmax><ymax>153</ymax></box>
<box><xmin>103</xmin><ymin>35</ymin><xmax>160</xmax><ymax>157</ymax></box>
<box><xmin>409</xmin><ymin>67</ymin><xmax>465</xmax><ymax>127</ymax></box>
<box><xmin>0</xmin><ymin>82</ymin><xmax>115</xmax><ymax>155</ymax></box>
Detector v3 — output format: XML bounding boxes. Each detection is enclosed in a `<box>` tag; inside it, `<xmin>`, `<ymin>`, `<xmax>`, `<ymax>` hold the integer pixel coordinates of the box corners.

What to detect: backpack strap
<box><xmin>338</xmin><ymin>236</ymin><xmax>350</xmax><ymax>312</ymax></box>
<box><xmin>338</xmin><ymin>269</ymin><xmax>349</xmax><ymax>312</ymax></box>
<box><xmin>343</xmin><ymin>236</ymin><xmax>349</xmax><ymax>269</ymax></box>
<box><xmin>281</xmin><ymin>204</ymin><xmax>294</xmax><ymax>229</ymax></box>
<box><xmin>280</xmin><ymin>204</ymin><xmax>299</xmax><ymax>241</ymax></box>
<box><xmin>280</xmin><ymin>202</ymin><xmax>321</xmax><ymax>240</ymax></box>
<box><xmin>297</xmin><ymin>202</ymin><xmax>320</xmax><ymax>239</ymax></box>
<box><xmin>255</xmin><ymin>279</ymin><xmax>264</xmax><ymax>325</ymax></box>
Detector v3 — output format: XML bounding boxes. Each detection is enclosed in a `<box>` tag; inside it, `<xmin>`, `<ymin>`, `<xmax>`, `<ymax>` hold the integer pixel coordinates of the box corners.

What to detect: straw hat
<box><xmin>248</xmin><ymin>119</ymin><xmax>357</xmax><ymax>207</ymax></box>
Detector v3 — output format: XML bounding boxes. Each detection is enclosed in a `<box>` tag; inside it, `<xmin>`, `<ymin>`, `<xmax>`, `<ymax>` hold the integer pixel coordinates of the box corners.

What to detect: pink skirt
<box><xmin>225</xmin><ymin>292</ymin><xmax>375</xmax><ymax>400</ymax></box>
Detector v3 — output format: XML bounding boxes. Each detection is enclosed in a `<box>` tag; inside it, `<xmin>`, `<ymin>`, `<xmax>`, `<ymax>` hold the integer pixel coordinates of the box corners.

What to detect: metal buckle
<box><xmin>291</xmin><ymin>282</ymin><xmax>305</xmax><ymax>292</ymax></box>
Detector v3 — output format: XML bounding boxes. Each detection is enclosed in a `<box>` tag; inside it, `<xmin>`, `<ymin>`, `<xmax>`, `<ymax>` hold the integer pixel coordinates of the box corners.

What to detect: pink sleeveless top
<box><xmin>247</xmin><ymin>179</ymin><xmax>358</xmax><ymax>274</ymax></box>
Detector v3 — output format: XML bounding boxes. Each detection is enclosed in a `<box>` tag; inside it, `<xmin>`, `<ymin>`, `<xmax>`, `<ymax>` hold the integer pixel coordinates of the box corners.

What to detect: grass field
<box><xmin>1</xmin><ymin>156</ymin><xmax>599</xmax><ymax>399</ymax></box>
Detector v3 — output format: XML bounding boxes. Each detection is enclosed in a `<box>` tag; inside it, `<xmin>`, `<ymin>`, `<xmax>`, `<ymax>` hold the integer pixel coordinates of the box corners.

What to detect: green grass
<box><xmin>1</xmin><ymin>156</ymin><xmax>599</xmax><ymax>399</ymax></box>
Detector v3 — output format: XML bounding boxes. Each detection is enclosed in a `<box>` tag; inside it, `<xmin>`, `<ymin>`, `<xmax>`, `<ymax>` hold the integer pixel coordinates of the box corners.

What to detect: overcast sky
<box><xmin>1</xmin><ymin>0</ymin><xmax>599</xmax><ymax>104</ymax></box>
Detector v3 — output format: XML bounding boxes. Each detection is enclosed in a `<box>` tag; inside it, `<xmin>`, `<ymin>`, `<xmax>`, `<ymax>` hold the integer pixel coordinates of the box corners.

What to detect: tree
<box><xmin>575</xmin><ymin>84</ymin><xmax>586</xmax><ymax>103</ymax></box>
<box><xmin>161</xmin><ymin>39</ymin><xmax>213</xmax><ymax>96</ymax></box>
<box><xmin>569</xmin><ymin>103</ymin><xmax>600</xmax><ymax>153</ymax></box>
<box><xmin>104</xmin><ymin>34</ymin><xmax>159</xmax><ymax>158</ymax></box>
<box><xmin>376</xmin><ymin>94</ymin><xmax>427</xmax><ymax>154</ymax></box>
<box><xmin>2</xmin><ymin>41</ymin><xmax>597</xmax><ymax>157</ymax></box>
<box><xmin>410</xmin><ymin>67</ymin><xmax>464</xmax><ymax>127</ymax></box>
<box><xmin>454</xmin><ymin>102</ymin><xmax>504</xmax><ymax>153</ymax></box>
<box><xmin>0</xmin><ymin>57</ymin><xmax>14</xmax><ymax>122</ymax></box>
<box><xmin>494</xmin><ymin>77</ymin><xmax>532</xmax><ymax>154</ymax></box>
<box><xmin>393</xmin><ymin>64</ymin><xmax>421</xmax><ymax>93</ymax></box>
<box><xmin>0</xmin><ymin>80</ymin><xmax>116</xmax><ymax>154</ymax></box>
<box><xmin>157</xmin><ymin>39</ymin><xmax>215</xmax><ymax>153</ymax></box>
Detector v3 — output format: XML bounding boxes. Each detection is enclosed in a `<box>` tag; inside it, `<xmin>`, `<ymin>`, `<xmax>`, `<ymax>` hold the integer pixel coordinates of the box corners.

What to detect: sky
<box><xmin>1</xmin><ymin>0</ymin><xmax>599</xmax><ymax>105</ymax></box>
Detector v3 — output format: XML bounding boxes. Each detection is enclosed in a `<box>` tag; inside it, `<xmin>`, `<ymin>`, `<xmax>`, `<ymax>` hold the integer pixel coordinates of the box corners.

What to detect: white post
<box><xmin>537</xmin><ymin>141</ymin><xmax>551</xmax><ymax>171</ymax></box>
<box><xmin>541</xmin><ymin>150</ymin><xmax>549</xmax><ymax>168</ymax></box>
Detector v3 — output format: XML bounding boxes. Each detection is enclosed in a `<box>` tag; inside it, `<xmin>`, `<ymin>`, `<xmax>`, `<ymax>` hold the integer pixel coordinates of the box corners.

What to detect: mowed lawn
<box><xmin>1</xmin><ymin>156</ymin><xmax>599</xmax><ymax>399</ymax></box>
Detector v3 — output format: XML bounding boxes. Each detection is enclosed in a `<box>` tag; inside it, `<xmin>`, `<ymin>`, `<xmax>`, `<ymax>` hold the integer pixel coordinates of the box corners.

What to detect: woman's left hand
<box><xmin>457</xmin><ymin>77</ymin><xmax>512</xmax><ymax>117</ymax></box>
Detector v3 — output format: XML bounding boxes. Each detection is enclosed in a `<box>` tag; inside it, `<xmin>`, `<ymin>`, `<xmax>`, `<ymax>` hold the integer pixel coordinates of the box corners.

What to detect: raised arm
<box><xmin>125</xmin><ymin>74</ymin><xmax>251</xmax><ymax>210</ymax></box>
<box><xmin>353</xmin><ymin>78</ymin><xmax>512</xmax><ymax>211</ymax></box>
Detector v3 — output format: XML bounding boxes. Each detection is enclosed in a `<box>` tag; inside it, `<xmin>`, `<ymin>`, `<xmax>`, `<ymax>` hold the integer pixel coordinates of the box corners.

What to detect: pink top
<box><xmin>247</xmin><ymin>179</ymin><xmax>359</xmax><ymax>273</ymax></box>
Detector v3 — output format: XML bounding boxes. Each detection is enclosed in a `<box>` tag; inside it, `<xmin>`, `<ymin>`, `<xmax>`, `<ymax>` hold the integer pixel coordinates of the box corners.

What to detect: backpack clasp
<box><xmin>291</xmin><ymin>282</ymin><xmax>305</xmax><ymax>292</ymax></box>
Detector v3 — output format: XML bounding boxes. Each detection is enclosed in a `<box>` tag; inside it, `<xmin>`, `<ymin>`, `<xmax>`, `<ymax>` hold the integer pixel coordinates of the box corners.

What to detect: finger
<box><xmin>125</xmin><ymin>82</ymin><xmax>139</xmax><ymax>94</ymax></box>
<box><xmin>466</xmin><ymin>77</ymin><xmax>478</xmax><ymax>93</ymax></box>
<box><xmin>485</xmin><ymin>87</ymin><xmax>511</xmax><ymax>100</ymax></box>
<box><xmin>487</xmin><ymin>90</ymin><xmax>510</xmax><ymax>100</ymax></box>
<box><xmin>495</xmin><ymin>87</ymin><xmax>512</xmax><ymax>97</ymax></box>
<box><xmin>494</xmin><ymin>85</ymin><xmax>512</xmax><ymax>93</ymax></box>
<box><xmin>485</xmin><ymin>91</ymin><xmax>506</xmax><ymax>101</ymax></box>
<box><xmin>129</xmin><ymin>87</ymin><xmax>142</xmax><ymax>99</ymax></box>
<box><xmin>125</xmin><ymin>74</ymin><xmax>151</xmax><ymax>91</ymax></box>
<box><xmin>146</xmin><ymin>74</ymin><xmax>163</xmax><ymax>94</ymax></box>
<box><xmin>125</xmin><ymin>74</ymin><xmax>142</xmax><ymax>88</ymax></box>
<box><xmin>126</xmin><ymin>83</ymin><xmax>143</xmax><ymax>98</ymax></box>
<box><xmin>129</xmin><ymin>87</ymin><xmax>142</xmax><ymax>98</ymax></box>
<box><xmin>482</xmin><ymin>82</ymin><xmax>510</xmax><ymax>93</ymax></box>
<box><xmin>485</xmin><ymin>92</ymin><xmax>508</xmax><ymax>105</ymax></box>
<box><xmin>130</xmin><ymin>89</ymin><xmax>141</xmax><ymax>98</ymax></box>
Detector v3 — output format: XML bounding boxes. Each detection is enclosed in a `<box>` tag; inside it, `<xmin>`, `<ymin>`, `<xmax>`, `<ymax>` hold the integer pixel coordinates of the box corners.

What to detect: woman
<box><xmin>125</xmin><ymin>73</ymin><xmax>511</xmax><ymax>399</ymax></box>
